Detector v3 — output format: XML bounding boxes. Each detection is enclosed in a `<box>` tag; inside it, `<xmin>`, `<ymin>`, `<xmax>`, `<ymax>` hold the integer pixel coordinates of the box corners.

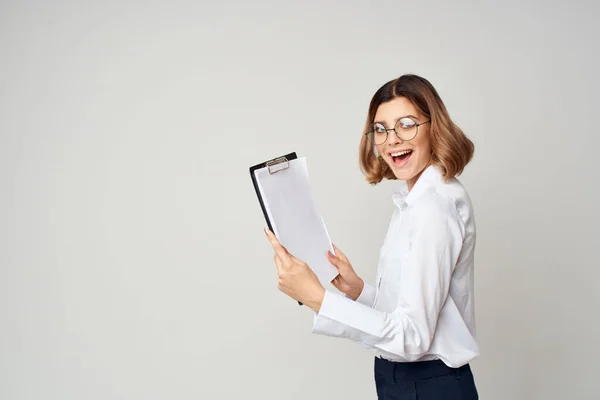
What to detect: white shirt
<box><xmin>312</xmin><ymin>165</ymin><xmax>479</xmax><ymax>368</ymax></box>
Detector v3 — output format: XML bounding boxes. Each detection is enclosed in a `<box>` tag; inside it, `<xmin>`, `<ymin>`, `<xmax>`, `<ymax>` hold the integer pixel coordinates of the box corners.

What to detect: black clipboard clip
<box><xmin>249</xmin><ymin>152</ymin><xmax>303</xmax><ymax>306</ymax></box>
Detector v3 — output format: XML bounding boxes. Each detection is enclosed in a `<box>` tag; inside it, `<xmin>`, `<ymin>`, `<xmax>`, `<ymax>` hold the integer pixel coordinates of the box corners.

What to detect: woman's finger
<box><xmin>332</xmin><ymin>276</ymin><xmax>344</xmax><ymax>291</ymax></box>
<box><xmin>327</xmin><ymin>250</ymin><xmax>345</xmax><ymax>268</ymax></box>
<box><xmin>265</xmin><ymin>229</ymin><xmax>292</xmax><ymax>266</ymax></box>
<box><xmin>274</xmin><ymin>253</ymin><xmax>284</xmax><ymax>273</ymax></box>
<box><xmin>332</xmin><ymin>244</ymin><xmax>348</xmax><ymax>262</ymax></box>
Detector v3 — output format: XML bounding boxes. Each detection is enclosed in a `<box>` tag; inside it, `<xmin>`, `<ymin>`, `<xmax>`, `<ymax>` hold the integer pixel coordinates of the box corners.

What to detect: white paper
<box><xmin>255</xmin><ymin>157</ymin><xmax>339</xmax><ymax>285</ymax></box>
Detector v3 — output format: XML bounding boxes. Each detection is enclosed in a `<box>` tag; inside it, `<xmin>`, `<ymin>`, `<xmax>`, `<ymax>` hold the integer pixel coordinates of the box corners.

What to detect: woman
<box><xmin>265</xmin><ymin>74</ymin><xmax>479</xmax><ymax>399</ymax></box>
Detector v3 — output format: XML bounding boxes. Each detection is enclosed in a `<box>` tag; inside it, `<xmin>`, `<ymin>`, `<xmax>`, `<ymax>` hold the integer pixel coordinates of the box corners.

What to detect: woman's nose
<box><xmin>388</xmin><ymin>130</ymin><xmax>402</xmax><ymax>145</ymax></box>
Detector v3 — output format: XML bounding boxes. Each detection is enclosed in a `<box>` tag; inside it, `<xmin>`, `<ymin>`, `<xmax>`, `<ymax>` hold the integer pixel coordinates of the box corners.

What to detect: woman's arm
<box><xmin>312</xmin><ymin>201</ymin><xmax>464</xmax><ymax>360</ymax></box>
<box><xmin>311</xmin><ymin>280</ymin><xmax>377</xmax><ymax>339</ymax></box>
<box><xmin>354</xmin><ymin>282</ymin><xmax>377</xmax><ymax>306</ymax></box>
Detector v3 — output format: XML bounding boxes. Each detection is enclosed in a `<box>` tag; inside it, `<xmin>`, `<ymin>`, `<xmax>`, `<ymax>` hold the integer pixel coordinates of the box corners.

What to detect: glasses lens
<box><xmin>369</xmin><ymin>123</ymin><xmax>387</xmax><ymax>144</ymax></box>
<box><xmin>395</xmin><ymin>117</ymin><xmax>417</xmax><ymax>141</ymax></box>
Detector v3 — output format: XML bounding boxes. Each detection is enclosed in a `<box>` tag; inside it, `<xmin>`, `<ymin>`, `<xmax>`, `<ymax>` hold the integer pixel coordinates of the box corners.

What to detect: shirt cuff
<box><xmin>312</xmin><ymin>290</ymin><xmax>376</xmax><ymax>343</ymax></box>
<box><xmin>312</xmin><ymin>312</ymin><xmax>348</xmax><ymax>337</ymax></box>
<box><xmin>354</xmin><ymin>281</ymin><xmax>376</xmax><ymax>306</ymax></box>
<box><xmin>318</xmin><ymin>289</ymin><xmax>386</xmax><ymax>341</ymax></box>
<box><xmin>312</xmin><ymin>284</ymin><xmax>376</xmax><ymax>339</ymax></box>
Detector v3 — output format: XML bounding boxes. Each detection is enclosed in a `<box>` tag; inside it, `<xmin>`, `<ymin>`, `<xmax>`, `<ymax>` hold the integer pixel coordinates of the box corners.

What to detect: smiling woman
<box><xmin>360</xmin><ymin>75</ymin><xmax>474</xmax><ymax>190</ymax></box>
<box><xmin>266</xmin><ymin>74</ymin><xmax>479</xmax><ymax>400</ymax></box>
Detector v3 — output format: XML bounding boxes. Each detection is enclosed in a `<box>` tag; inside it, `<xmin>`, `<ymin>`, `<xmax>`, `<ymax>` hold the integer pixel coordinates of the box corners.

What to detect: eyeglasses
<box><xmin>365</xmin><ymin>117</ymin><xmax>430</xmax><ymax>145</ymax></box>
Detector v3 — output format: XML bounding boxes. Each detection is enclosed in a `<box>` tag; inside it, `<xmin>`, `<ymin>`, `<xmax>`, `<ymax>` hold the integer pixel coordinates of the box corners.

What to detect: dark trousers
<box><xmin>374</xmin><ymin>357</ymin><xmax>478</xmax><ymax>400</ymax></box>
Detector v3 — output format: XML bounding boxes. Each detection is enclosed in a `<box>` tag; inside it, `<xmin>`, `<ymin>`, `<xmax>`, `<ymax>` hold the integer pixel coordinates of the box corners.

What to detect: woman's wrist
<box><xmin>306</xmin><ymin>285</ymin><xmax>326</xmax><ymax>313</ymax></box>
<box><xmin>347</xmin><ymin>278</ymin><xmax>365</xmax><ymax>301</ymax></box>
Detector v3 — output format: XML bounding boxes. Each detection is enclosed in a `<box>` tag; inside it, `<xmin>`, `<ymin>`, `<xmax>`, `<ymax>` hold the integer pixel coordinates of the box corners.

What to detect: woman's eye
<box><xmin>374</xmin><ymin>124</ymin><xmax>386</xmax><ymax>133</ymax></box>
<box><xmin>399</xmin><ymin>118</ymin><xmax>415</xmax><ymax>129</ymax></box>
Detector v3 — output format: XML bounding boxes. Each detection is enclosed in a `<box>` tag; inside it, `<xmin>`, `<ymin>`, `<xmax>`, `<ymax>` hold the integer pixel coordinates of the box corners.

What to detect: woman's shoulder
<box><xmin>409</xmin><ymin>175</ymin><xmax>474</xmax><ymax>228</ymax></box>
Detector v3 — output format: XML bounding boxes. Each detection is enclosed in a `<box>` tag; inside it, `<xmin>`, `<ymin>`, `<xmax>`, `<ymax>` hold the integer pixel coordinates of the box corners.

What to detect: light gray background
<box><xmin>1</xmin><ymin>1</ymin><xmax>599</xmax><ymax>399</ymax></box>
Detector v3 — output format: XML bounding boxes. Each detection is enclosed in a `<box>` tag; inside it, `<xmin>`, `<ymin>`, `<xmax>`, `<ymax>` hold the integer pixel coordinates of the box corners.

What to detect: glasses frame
<box><xmin>365</xmin><ymin>118</ymin><xmax>431</xmax><ymax>145</ymax></box>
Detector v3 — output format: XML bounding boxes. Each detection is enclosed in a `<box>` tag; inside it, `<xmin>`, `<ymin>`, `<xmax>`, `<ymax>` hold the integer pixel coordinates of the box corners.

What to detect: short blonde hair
<box><xmin>359</xmin><ymin>74</ymin><xmax>474</xmax><ymax>184</ymax></box>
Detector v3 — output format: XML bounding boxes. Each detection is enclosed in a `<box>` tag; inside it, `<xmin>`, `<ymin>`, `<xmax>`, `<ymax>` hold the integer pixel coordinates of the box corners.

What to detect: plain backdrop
<box><xmin>1</xmin><ymin>1</ymin><xmax>599</xmax><ymax>399</ymax></box>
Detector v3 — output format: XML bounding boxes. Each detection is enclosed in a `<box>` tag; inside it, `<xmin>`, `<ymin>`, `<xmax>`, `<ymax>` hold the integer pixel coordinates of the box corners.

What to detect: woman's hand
<box><xmin>265</xmin><ymin>229</ymin><xmax>325</xmax><ymax>313</ymax></box>
<box><xmin>327</xmin><ymin>245</ymin><xmax>364</xmax><ymax>301</ymax></box>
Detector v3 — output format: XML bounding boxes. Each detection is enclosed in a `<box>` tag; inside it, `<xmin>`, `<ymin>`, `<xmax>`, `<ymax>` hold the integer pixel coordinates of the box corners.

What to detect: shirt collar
<box><xmin>391</xmin><ymin>165</ymin><xmax>443</xmax><ymax>208</ymax></box>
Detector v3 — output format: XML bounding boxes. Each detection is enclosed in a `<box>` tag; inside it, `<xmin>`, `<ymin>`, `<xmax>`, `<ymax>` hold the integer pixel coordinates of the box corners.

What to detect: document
<box><xmin>253</xmin><ymin>157</ymin><xmax>339</xmax><ymax>286</ymax></box>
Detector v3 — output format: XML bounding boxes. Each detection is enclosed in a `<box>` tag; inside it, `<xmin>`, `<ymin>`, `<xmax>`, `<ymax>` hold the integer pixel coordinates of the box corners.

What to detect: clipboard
<box><xmin>249</xmin><ymin>152</ymin><xmax>339</xmax><ymax>306</ymax></box>
<box><xmin>249</xmin><ymin>152</ymin><xmax>298</xmax><ymax>235</ymax></box>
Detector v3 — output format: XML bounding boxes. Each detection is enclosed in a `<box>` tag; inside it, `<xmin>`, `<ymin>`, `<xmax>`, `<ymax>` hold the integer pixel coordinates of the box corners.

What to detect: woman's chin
<box><xmin>392</xmin><ymin>171</ymin><xmax>411</xmax><ymax>181</ymax></box>
<box><xmin>390</xmin><ymin>164</ymin><xmax>421</xmax><ymax>182</ymax></box>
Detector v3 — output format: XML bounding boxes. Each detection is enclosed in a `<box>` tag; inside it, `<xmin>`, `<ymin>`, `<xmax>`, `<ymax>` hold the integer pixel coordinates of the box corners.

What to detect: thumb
<box><xmin>327</xmin><ymin>250</ymin><xmax>349</xmax><ymax>272</ymax></box>
<box><xmin>331</xmin><ymin>244</ymin><xmax>349</xmax><ymax>262</ymax></box>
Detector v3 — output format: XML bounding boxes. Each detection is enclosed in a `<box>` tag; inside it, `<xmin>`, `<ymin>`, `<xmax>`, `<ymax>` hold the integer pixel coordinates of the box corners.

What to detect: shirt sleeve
<box><xmin>311</xmin><ymin>281</ymin><xmax>377</xmax><ymax>339</ymax></box>
<box><xmin>354</xmin><ymin>282</ymin><xmax>377</xmax><ymax>306</ymax></box>
<box><xmin>311</xmin><ymin>200</ymin><xmax>464</xmax><ymax>360</ymax></box>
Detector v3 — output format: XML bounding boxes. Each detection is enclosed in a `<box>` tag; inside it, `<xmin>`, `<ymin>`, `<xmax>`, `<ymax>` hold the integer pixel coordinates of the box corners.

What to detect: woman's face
<box><xmin>373</xmin><ymin>96</ymin><xmax>432</xmax><ymax>190</ymax></box>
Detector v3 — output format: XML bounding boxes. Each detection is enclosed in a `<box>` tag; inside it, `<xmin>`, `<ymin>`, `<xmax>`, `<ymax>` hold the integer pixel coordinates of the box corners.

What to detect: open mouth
<box><xmin>390</xmin><ymin>149</ymin><xmax>413</xmax><ymax>165</ymax></box>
